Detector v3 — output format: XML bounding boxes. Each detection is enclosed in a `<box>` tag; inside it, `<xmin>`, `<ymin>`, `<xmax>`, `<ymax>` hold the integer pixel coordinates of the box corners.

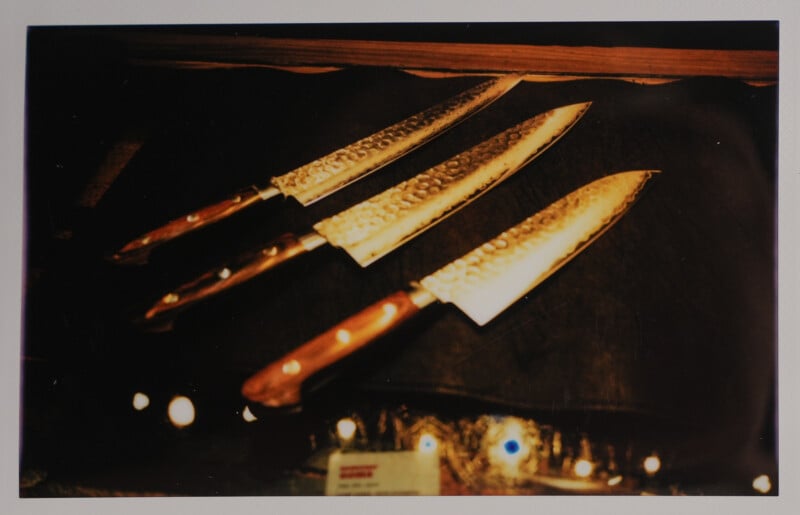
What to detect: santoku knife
<box><xmin>242</xmin><ymin>170</ymin><xmax>658</xmax><ymax>407</ymax></box>
<box><xmin>143</xmin><ymin>102</ymin><xmax>592</xmax><ymax>322</ymax></box>
<box><xmin>111</xmin><ymin>74</ymin><xmax>523</xmax><ymax>264</ymax></box>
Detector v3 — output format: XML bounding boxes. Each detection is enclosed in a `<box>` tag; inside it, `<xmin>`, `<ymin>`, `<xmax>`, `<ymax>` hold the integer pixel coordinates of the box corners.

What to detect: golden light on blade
<box><xmin>272</xmin><ymin>74</ymin><xmax>523</xmax><ymax>206</ymax></box>
<box><xmin>420</xmin><ymin>170</ymin><xmax>657</xmax><ymax>325</ymax></box>
<box><xmin>314</xmin><ymin>102</ymin><xmax>591</xmax><ymax>267</ymax></box>
<box><xmin>168</xmin><ymin>395</ymin><xmax>195</xmax><ymax>428</ymax></box>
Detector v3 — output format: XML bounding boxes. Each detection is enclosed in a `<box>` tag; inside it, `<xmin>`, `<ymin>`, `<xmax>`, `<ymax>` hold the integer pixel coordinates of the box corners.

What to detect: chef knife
<box><xmin>242</xmin><ymin>170</ymin><xmax>658</xmax><ymax>407</ymax></box>
<box><xmin>143</xmin><ymin>102</ymin><xmax>592</xmax><ymax>322</ymax></box>
<box><xmin>111</xmin><ymin>74</ymin><xmax>523</xmax><ymax>264</ymax></box>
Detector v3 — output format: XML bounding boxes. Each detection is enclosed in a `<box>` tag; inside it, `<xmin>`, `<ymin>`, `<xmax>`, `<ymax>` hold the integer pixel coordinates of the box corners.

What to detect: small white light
<box><xmin>643</xmin><ymin>455</ymin><xmax>661</xmax><ymax>476</ymax></box>
<box><xmin>218</xmin><ymin>267</ymin><xmax>232</xmax><ymax>280</ymax></box>
<box><xmin>607</xmin><ymin>475</ymin><xmax>623</xmax><ymax>486</ymax></box>
<box><xmin>752</xmin><ymin>474</ymin><xmax>772</xmax><ymax>494</ymax></box>
<box><xmin>162</xmin><ymin>292</ymin><xmax>180</xmax><ymax>304</ymax></box>
<box><xmin>336</xmin><ymin>418</ymin><xmax>357</xmax><ymax>441</ymax></box>
<box><xmin>574</xmin><ymin>459</ymin><xmax>594</xmax><ymax>478</ymax></box>
<box><xmin>168</xmin><ymin>395</ymin><xmax>196</xmax><ymax>428</ymax></box>
<box><xmin>186</xmin><ymin>213</ymin><xmax>200</xmax><ymax>223</ymax></box>
<box><xmin>132</xmin><ymin>392</ymin><xmax>150</xmax><ymax>411</ymax></box>
<box><xmin>418</xmin><ymin>433</ymin><xmax>439</xmax><ymax>454</ymax></box>
<box><xmin>281</xmin><ymin>359</ymin><xmax>301</xmax><ymax>375</ymax></box>
<box><xmin>242</xmin><ymin>406</ymin><xmax>257</xmax><ymax>423</ymax></box>
<box><xmin>335</xmin><ymin>329</ymin><xmax>352</xmax><ymax>345</ymax></box>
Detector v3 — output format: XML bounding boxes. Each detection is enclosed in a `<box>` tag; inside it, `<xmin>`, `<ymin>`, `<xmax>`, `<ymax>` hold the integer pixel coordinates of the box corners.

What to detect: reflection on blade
<box><xmin>273</xmin><ymin>74</ymin><xmax>524</xmax><ymax>205</ymax></box>
<box><xmin>419</xmin><ymin>170</ymin><xmax>658</xmax><ymax>325</ymax></box>
<box><xmin>314</xmin><ymin>102</ymin><xmax>592</xmax><ymax>266</ymax></box>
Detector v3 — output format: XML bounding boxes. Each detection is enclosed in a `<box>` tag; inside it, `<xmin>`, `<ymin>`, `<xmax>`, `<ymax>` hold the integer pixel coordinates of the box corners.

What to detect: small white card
<box><xmin>325</xmin><ymin>450</ymin><xmax>440</xmax><ymax>496</ymax></box>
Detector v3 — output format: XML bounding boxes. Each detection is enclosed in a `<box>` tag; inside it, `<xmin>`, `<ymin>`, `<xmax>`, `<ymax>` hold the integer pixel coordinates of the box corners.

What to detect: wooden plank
<box><xmin>114</xmin><ymin>32</ymin><xmax>777</xmax><ymax>82</ymax></box>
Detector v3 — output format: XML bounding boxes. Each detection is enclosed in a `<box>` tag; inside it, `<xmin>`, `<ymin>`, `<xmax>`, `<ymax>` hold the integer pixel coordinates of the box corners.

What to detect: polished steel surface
<box><xmin>420</xmin><ymin>170</ymin><xmax>657</xmax><ymax>325</ymax></box>
<box><xmin>314</xmin><ymin>102</ymin><xmax>591</xmax><ymax>266</ymax></box>
<box><xmin>272</xmin><ymin>74</ymin><xmax>523</xmax><ymax>205</ymax></box>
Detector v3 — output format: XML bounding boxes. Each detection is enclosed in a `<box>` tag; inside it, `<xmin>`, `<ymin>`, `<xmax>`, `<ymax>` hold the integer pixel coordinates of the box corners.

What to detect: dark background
<box><xmin>21</xmin><ymin>22</ymin><xmax>777</xmax><ymax>495</ymax></box>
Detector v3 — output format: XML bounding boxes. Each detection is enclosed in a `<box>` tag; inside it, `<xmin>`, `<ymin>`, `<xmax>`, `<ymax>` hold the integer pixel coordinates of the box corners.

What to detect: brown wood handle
<box><xmin>241</xmin><ymin>290</ymin><xmax>423</xmax><ymax>407</ymax></box>
<box><xmin>111</xmin><ymin>185</ymin><xmax>275</xmax><ymax>265</ymax></box>
<box><xmin>144</xmin><ymin>232</ymin><xmax>318</xmax><ymax>321</ymax></box>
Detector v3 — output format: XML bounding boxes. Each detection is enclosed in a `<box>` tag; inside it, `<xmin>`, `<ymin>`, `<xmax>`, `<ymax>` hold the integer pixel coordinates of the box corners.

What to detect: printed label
<box><xmin>325</xmin><ymin>450</ymin><xmax>440</xmax><ymax>496</ymax></box>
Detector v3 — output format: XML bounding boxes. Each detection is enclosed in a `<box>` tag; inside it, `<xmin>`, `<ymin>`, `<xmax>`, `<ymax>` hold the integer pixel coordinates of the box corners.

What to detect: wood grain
<box><xmin>114</xmin><ymin>32</ymin><xmax>777</xmax><ymax>82</ymax></box>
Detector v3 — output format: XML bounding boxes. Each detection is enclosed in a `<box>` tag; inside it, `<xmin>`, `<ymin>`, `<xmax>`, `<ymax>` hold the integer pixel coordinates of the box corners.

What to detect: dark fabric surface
<box><xmin>21</xmin><ymin>27</ymin><xmax>777</xmax><ymax>494</ymax></box>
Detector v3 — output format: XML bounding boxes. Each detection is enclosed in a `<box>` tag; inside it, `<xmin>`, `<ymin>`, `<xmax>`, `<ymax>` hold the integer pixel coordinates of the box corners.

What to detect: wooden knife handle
<box><xmin>143</xmin><ymin>232</ymin><xmax>324</xmax><ymax>322</ymax></box>
<box><xmin>241</xmin><ymin>290</ymin><xmax>428</xmax><ymax>408</ymax></box>
<box><xmin>111</xmin><ymin>185</ymin><xmax>279</xmax><ymax>265</ymax></box>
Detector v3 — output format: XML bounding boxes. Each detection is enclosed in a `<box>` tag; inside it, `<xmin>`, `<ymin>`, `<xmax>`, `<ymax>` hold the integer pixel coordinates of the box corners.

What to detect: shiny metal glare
<box><xmin>168</xmin><ymin>396</ymin><xmax>196</xmax><ymax>428</ymax></box>
<box><xmin>132</xmin><ymin>392</ymin><xmax>150</xmax><ymax>411</ymax></box>
<box><xmin>242</xmin><ymin>406</ymin><xmax>258</xmax><ymax>422</ymax></box>
<box><xmin>643</xmin><ymin>455</ymin><xmax>661</xmax><ymax>475</ymax></box>
<box><xmin>336</xmin><ymin>418</ymin><xmax>357</xmax><ymax>440</ymax></box>
<box><xmin>752</xmin><ymin>474</ymin><xmax>772</xmax><ymax>494</ymax></box>
<box><xmin>574</xmin><ymin>459</ymin><xmax>594</xmax><ymax>478</ymax></box>
<box><xmin>419</xmin><ymin>170</ymin><xmax>657</xmax><ymax>326</ymax></box>
<box><xmin>313</xmin><ymin>102</ymin><xmax>591</xmax><ymax>267</ymax></box>
<box><xmin>281</xmin><ymin>359</ymin><xmax>302</xmax><ymax>375</ymax></box>
<box><xmin>272</xmin><ymin>74</ymin><xmax>523</xmax><ymax>206</ymax></box>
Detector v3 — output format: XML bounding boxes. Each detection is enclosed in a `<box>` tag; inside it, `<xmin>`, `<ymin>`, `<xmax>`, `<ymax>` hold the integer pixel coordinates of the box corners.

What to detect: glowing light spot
<box><xmin>752</xmin><ymin>474</ymin><xmax>772</xmax><ymax>494</ymax></box>
<box><xmin>380</xmin><ymin>302</ymin><xmax>398</xmax><ymax>323</ymax></box>
<box><xmin>132</xmin><ymin>392</ymin><xmax>150</xmax><ymax>411</ymax></box>
<box><xmin>607</xmin><ymin>475</ymin><xmax>623</xmax><ymax>486</ymax></box>
<box><xmin>336</xmin><ymin>418</ymin><xmax>357</xmax><ymax>441</ymax></box>
<box><xmin>643</xmin><ymin>455</ymin><xmax>661</xmax><ymax>476</ymax></box>
<box><xmin>263</xmin><ymin>246</ymin><xmax>279</xmax><ymax>257</ymax></box>
<box><xmin>242</xmin><ymin>406</ymin><xmax>257</xmax><ymax>423</ymax></box>
<box><xmin>168</xmin><ymin>396</ymin><xmax>195</xmax><ymax>428</ymax></box>
<box><xmin>335</xmin><ymin>329</ymin><xmax>352</xmax><ymax>345</ymax></box>
<box><xmin>503</xmin><ymin>439</ymin><xmax>521</xmax><ymax>455</ymax></box>
<box><xmin>418</xmin><ymin>433</ymin><xmax>439</xmax><ymax>454</ymax></box>
<box><xmin>140</xmin><ymin>236</ymin><xmax>151</xmax><ymax>245</ymax></box>
<box><xmin>574</xmin><ymin>459</ymin><xmax>594</xmax><ymax>478</ymax></box>
<box><xmin>281</xmin><ymin>359</ymin><xmax>301</xmax><ymax>375</ymax></box>
<box><xmin>186</xmin><ymin>213</ymin><xmax>199</xmax><ymax>223</ymax></box>
<box><xmin>218</xmin><ymin>267</ymin><xmax>232</xmax><ymax>280</ymax></box>
<box><xmin>162</xmin><ymin>292</ymin><xmax>180</xmax><ymax>304</ymax></box>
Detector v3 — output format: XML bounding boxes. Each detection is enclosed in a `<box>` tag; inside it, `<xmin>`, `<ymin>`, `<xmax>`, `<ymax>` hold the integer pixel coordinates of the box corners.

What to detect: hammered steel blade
<box><xmin>273</xmin><ymin>74</ymin><xmax>523</xmax><ymax>205</ymax></box>
<box><xmin>242</xmin><ymin>170</ymin><xmax>657</xmax><ymax>408</ymax></box>
<box><xmin>111</xmin><ymin>74</ymin><xmax>522</xmax><ymax>264</ymax></box>
<box><xmin>314</xmin><ymin>101</ymin><xmax>592</xmax><ymax>266</ymax></box>
<box><xmin>418</xmin><ymin>170</ymin><xmax>658</xmax><ymax>325</ymax></box>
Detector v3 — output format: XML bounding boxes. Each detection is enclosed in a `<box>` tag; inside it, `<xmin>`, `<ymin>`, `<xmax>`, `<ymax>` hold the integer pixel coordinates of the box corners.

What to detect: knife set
<box><xmin>110</xmin><ymin>74</ymin><xmax>657</xmax><ymax>408</ymax></box>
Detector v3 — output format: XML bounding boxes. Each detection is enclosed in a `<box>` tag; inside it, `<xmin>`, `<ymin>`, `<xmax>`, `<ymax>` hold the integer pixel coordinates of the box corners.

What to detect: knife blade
<box><xmin>143</xmin><ymin>102</ymin><xmax>592</xmax><ymax>322</ymax></box>
<box><xmin>111</xmin><ymin>74</ymin><xmax>523</xmax><ymax>264</ymax></box>
<box><xmin>241</xmin><ymin>170</ymin><xmax>658</xmax><ymax>407</ymax></box>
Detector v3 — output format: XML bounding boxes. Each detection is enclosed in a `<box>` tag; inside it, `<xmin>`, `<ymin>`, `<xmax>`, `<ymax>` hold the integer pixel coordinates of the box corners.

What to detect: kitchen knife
<box><xmin>111</xmin><ymin>74</ymin><xmax>523</xmax><ymax>264</ymax></box>
<box><xmin>241</xmin><ymin>170</ymin><xmax>658</xmax><ymax>407</ymax></box>
<box><xmin>143</xmin><ymin>102</ymin><xmax>592</xmax><ymax>322</ymax></box>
